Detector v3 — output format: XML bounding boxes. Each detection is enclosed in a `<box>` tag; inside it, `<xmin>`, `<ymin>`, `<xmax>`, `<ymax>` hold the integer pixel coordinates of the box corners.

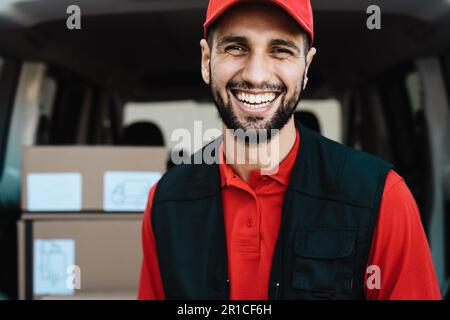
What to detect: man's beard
<box><xmin>210</xmin><ymin>73</ymin><xmax>304</xmax><ymax>143</ymax></box>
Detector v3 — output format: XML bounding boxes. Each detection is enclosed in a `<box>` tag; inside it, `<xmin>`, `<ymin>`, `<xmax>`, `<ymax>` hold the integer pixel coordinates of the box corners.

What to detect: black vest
<box><xmin>151</xmin><ymin>122</ymin><xmax>393</xmax><ymax>300</ymax></box>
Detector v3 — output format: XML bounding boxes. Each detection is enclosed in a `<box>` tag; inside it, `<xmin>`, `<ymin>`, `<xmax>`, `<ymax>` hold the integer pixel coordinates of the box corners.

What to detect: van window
<box><xmin>123</xmin><ymin>101</ymin><xmax>221</xmax><ymax>155</ymax></box>
<box><xmin>0</xmin><ymin>58</ymin><xmax>20</xmax><ymax>182</ymax></box>
<box><xmin>122</xmin><ymin>98</ymin><xmax>343</xmax><ymax>156</ymax></box>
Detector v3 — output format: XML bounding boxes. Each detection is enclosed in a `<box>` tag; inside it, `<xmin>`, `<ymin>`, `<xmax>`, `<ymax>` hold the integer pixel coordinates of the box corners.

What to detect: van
<box><xmin>0</xmin><ymin>0</ymin><xmax>449</xmax><ymax>299</ymax></box>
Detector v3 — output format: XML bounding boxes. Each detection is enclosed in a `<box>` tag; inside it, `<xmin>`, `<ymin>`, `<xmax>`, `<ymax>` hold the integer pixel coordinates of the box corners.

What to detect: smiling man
<box><xmin>138</xmin><ymin>0</ymin><xmax>441</xmax><ymax>300</ymax></box>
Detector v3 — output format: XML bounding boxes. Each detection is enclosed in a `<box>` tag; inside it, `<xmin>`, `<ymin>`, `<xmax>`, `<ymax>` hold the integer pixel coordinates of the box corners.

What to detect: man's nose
<box><xmin>241</xmin><ymin>52</ymin><xmax>272</xmax><ymax>87</ymax></box>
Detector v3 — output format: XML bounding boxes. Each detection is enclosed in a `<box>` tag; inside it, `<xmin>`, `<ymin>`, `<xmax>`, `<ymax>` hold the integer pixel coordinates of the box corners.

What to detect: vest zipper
<box><xmin>273</xmin><ymin>282</ymin><xmax>280</xmax><ymax>300</ymax></box>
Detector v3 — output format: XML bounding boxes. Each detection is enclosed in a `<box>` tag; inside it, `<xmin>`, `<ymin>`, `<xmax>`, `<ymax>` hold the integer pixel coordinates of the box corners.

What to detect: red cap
<box><xmin>203</xmin><ymin>0</ymin><xmax>314</xmax><ymax>46</ymax></box>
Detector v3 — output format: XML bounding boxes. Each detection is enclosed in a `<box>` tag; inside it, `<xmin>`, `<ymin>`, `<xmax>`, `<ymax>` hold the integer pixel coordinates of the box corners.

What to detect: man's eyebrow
<box><xmin>217</xmin><ymin>35</ymin><xmax>248</xmax><ymax>47</ymax></box>
<box><xmin>270</xmin><ymin>39</ymin><xmax>301</xmax><ymax>54</ymax></box>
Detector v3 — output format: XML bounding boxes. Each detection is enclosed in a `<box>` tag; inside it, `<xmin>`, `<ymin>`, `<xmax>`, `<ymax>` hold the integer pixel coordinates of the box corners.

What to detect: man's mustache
<box><xmin>226</xmin><ymin>80</ymin><xmax>285</xmax><ymax>92</ymax></box>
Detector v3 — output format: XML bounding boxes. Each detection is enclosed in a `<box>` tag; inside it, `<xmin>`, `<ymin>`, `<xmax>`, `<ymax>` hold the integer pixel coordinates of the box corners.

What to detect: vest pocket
<box><xmin>292</xmin><ymin>227</ymin><xmax>357</xmax><ymax>294</ymax></box>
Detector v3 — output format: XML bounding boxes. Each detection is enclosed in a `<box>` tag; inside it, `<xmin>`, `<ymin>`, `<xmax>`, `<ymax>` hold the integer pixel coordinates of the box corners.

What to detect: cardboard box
<box><xmin>21</xmin><ymin>146</ymin><xmax>166</xmax><ymax>213</ymax></box>
<box><xmin>18</xmin><ymin>214</ymin><xmax>143</xmax><ymax>300</ymax></box>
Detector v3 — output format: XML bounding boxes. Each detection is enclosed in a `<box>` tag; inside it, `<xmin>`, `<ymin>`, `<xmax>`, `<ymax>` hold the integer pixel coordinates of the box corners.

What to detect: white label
<box><xmin>33</xmin><ymin>239</ymin><xmax>76</xmax><ymax>296</ymax></box>
<box><xmin>27</xmin><ymin>173</ymin><xmax>82</xmax><ymax>211</ymax></box>
<box><xmin>103</xmin><ymin>171</ymin><xmax>161</xmax><ymax>212</ymax></box>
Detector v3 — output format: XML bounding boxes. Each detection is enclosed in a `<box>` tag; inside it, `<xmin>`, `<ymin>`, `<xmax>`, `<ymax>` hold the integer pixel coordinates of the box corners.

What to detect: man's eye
<box><xmin>225</xmin><ymin>45</ymin><xmax>246</xmax><ymax>55</ymax></box>
<box><xmin>271</xmin><ymin>48</ymin><xmax>293</xmax><ymax>57</ymax></box>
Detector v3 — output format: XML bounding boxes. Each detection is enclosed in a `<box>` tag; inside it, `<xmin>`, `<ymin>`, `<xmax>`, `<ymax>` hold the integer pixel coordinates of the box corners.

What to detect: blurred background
<box><xmin>0</xmin><ymin>0</ymin><xmax>449</xmax><ymax>300</ymax></box>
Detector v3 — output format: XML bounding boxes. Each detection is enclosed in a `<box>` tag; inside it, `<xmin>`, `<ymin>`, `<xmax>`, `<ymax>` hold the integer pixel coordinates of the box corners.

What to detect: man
<box><xmin>139</xmin><ymin>0</ymin><xmax>441</xmax><ymax>300</ymax></box>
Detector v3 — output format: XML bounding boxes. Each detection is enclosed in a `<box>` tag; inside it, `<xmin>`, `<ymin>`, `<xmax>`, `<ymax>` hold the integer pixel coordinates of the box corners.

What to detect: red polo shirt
<box><xmin>138</xmin><ymin>129</ymin><xmax>441</xmax><ymax>300</ymax></box>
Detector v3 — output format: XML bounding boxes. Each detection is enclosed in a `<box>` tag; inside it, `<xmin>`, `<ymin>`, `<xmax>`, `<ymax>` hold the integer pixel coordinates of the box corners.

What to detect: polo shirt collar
<box><xmin>219</xmin><ymin>127</ymin><xmax>300</xmax><ymax>188</ymax></box>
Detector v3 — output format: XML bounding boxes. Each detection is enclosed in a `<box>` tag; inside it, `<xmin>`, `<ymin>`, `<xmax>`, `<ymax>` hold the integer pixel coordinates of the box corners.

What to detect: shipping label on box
<box><xmin>103</xmin><ymin>171</ymin><xmax>161</xmax><ymax>212</ymax></box>
<box><xmin>33</xmin><ymin>239</ymin><xmax>76</xmax><ymax>296</ymax></box>
<box><xmin>27</xmin><ymin>173</ymin><xmax>82</xmax><ymax>211</ymax></box>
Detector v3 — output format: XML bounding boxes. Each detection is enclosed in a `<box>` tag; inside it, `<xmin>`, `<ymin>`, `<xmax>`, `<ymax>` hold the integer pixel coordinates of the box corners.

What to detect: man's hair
<box><xmin>206</xmin><ymin>21</ymin><xmax>311</xmax><ymax>58</ymax></box>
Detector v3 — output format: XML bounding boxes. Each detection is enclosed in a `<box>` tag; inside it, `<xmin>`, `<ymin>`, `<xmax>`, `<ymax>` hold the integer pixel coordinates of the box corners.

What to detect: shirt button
<box><xmin>246</xmin><ymin>218</ymin><xmax>252</xmax><ymax>228</ymax></box>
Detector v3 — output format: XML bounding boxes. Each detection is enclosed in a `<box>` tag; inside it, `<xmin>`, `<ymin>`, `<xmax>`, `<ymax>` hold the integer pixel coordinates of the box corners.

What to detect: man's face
<box><xmin>201</xmin><ymin>3</ymin><xmax>316</xmax><ymax>140</ymax></box>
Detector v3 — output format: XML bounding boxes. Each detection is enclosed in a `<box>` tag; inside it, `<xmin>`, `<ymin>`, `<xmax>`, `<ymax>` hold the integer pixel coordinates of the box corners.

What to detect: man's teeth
<box><xmin>235</xmin><ymin>92</ymin><xmax>277</xmax><ymax>105</ymax></box>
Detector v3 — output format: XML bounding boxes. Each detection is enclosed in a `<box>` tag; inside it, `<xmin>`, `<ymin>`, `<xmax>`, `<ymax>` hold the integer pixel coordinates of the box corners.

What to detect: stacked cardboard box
<box><xmin>18</xmin><ymin>146</ymin><xmax>166</xmax><ymax>300</ymax></box>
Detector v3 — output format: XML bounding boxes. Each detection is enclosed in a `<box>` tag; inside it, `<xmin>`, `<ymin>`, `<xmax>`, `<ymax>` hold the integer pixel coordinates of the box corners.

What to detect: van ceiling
<box><xmin>0</xmin><ymin>0</ymin><xmax>449</xmax><ymax>101</ymax></box>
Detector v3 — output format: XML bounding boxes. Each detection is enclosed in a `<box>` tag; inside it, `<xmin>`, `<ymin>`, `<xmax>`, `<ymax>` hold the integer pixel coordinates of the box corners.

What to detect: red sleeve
<box><xmin>138</xmin><ymin>182</ymin><xmax>166</xmax><ymax>300</ymax></box>
<box><xmin>364</xmin><ymin>169</ymin><xmax>441</xmax><ymax>300</ymax></box>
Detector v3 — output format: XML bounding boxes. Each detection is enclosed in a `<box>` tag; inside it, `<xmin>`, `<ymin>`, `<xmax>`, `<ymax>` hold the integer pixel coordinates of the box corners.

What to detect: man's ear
<box><xmin>200</xmin><ymin>39</ymin><xmax>211</xmax><ymax>85</ymax></box>
<box><xmin>303</xmin><ymin>47</ymin><xmax>317</xmax><ymax>90</ymax></box>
